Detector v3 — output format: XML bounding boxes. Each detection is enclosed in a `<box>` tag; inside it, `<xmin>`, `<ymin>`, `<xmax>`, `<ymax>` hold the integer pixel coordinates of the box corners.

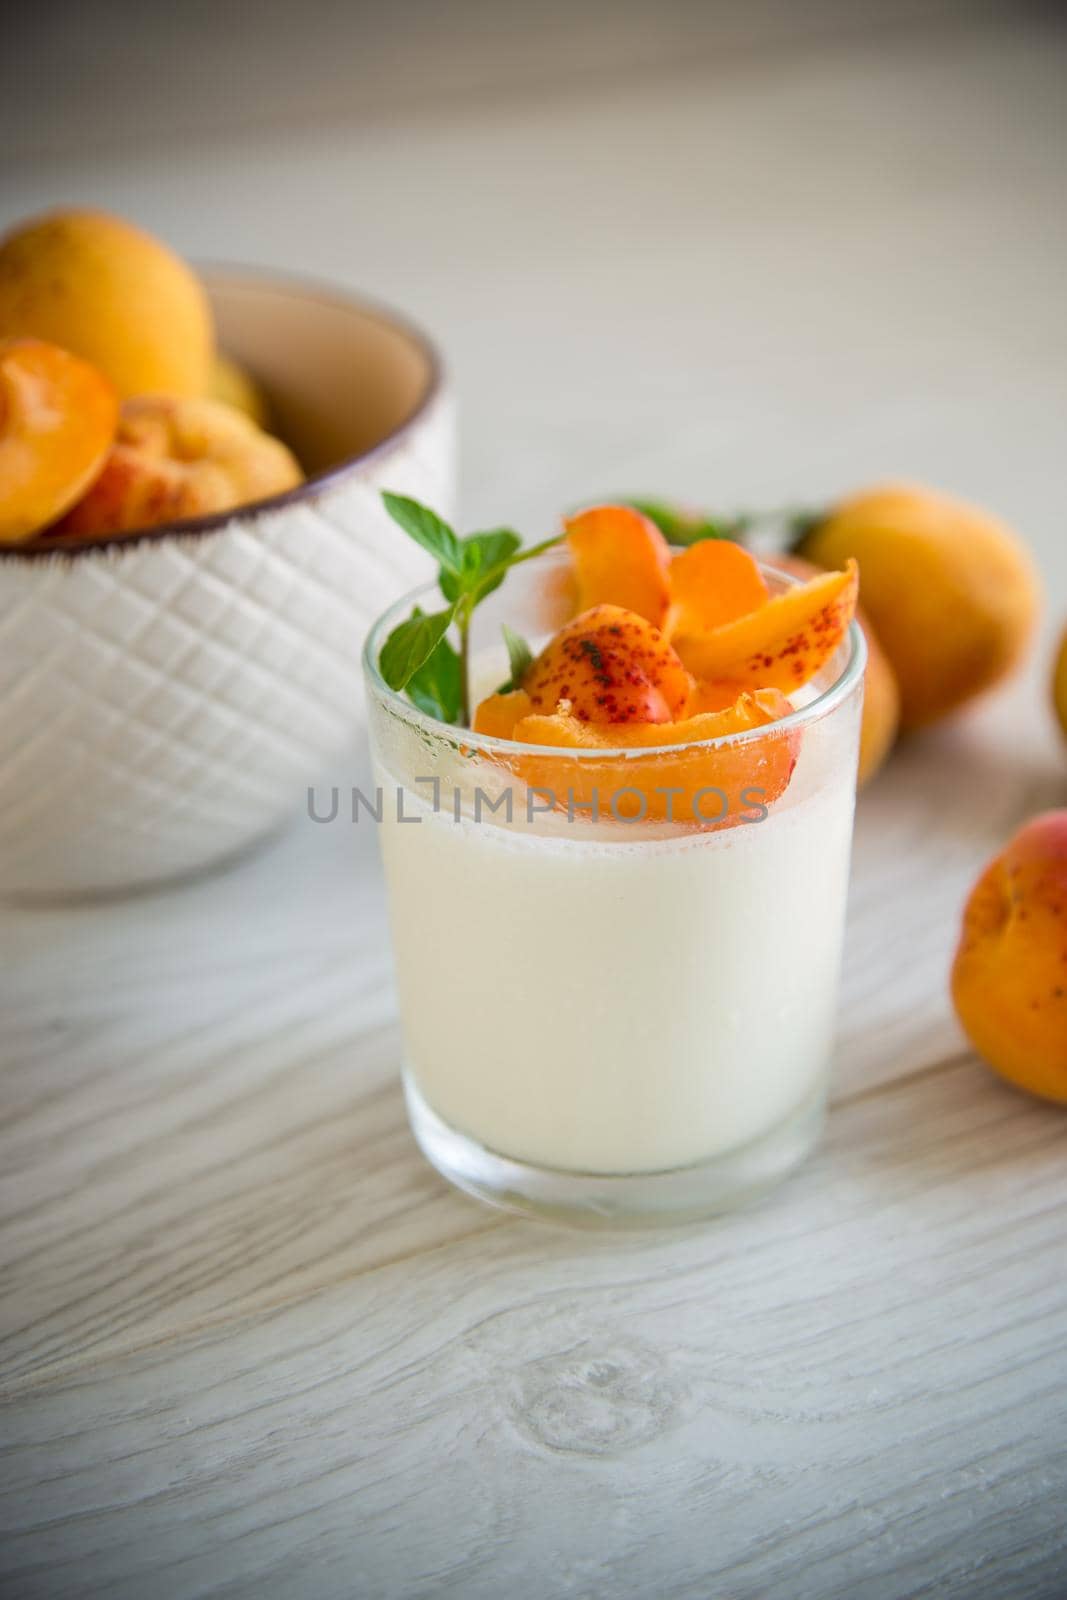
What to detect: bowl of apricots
<box><xmin>0</xmin><ymin>208</ymin><xmax>454</xmax><ymax>896</ymax></box>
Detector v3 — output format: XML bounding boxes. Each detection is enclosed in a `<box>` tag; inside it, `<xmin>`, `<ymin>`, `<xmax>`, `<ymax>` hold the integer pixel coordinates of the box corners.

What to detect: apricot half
<box><xmin>505</xmin><ymin>689</ymin><xmax>798</xmax><ymax>825</ymax></box>
<box><xmin>53</xmin><ymin>395</ymin><xmax>303</xmax><ymax>540</ymax></box>
<box><xmin>522</xmin><ymin>604</ymin><xmax>692</xmax><ymax>725</ymax></box>
<box><xmin>673</xmin><ymin>560</ymin><xmax>859</xmax><ymax>693</ymax></box>
<box><xmin>565</xmin><ymin>504</ymin><xmax>672</xmax><ymax>627</ymax></box>
<box><xmin>952</xmin><ymin>811</ymin><xmax>1067</xmax><ymax>1102</ymax></box>
<box><xmin>0</xmin><ymin>337</ymin><xmax>118</xmax><ymax>544</ymax></box>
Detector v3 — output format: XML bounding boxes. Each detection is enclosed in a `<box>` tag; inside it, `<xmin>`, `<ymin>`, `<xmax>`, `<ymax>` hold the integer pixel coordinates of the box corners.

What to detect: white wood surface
<box><xmin>3</xmin><ymin>9</ymin><xmax>1067</xmax><ymax>1597</ymax></box>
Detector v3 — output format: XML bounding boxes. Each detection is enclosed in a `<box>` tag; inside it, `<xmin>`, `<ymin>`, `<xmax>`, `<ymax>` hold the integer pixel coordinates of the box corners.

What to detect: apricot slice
<box><xmin>685</xmin><ymin>679</ymin><xmax>751</xmax><ymax>715</ymax></box>
<box><xmin>772</xmin><ymin>549</ymin><xmax>899</xmax><ymax>787</ymax></box>
<box><xmin>522</xmin><ymin>604</ymin><xmax>692</xmax><ymax>725</ymax></box>
<box><xmin>472</xmin><ymin>689</ymin><xmax>534</xmax><ymax>739</ymax></box>
<box><xmin>674</xmin><ymin>561</ymin><xmax>859</xmax><ymax>692</ymax></box>
<box><xmin>668</xmin><ymin>539</ymin><xmax>769</xmax><ymax>636</ymax></box>
<box><xmin>506</xmin><ymin>689</ymin><xmax>798</xmax><ymax>826</ymax></box>
<box><xmin>0</xmin><ymin>337</ymin><xmax>117</xmax><ymax>544</ymax></box>
<box><xmin>565</xmin><ymin>504</ymin><xmax>672</xmax><ymax>626</ymax></box>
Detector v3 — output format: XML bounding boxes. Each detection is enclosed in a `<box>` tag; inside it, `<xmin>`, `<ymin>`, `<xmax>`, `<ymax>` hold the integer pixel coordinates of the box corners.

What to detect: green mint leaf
<box><xmin>408</xmin><ymin>627</ymin><xmax>462</xmax><ymax>722</ymax></box>
<box><xmin>379</xmin><ymin>604</ymin><xmax>456</xmax><ymax>693</ymax></box>
<box><xmin>441</xmin><ymin>528</ymin><xmax>522</xmax><ymax>603</ymax></box>
<box><xmin>497</xmin><ymin>624</ymin><xmax>534</xmax><ymax>693</ymax></box>
<box><xmin>382</xmin><ymin>492</ymin><xmax>463</xmax><ymax>574</ymax></box>
<box><xmin>628</xmin><ymin>499</ymin><xmax>740</xmax><ymax>546</ymax></box>
<box><xmin>466</xmin><ymin>528</ymin><xmax>521</xmax><ymax>571</ymax></box>
<box><xmin>380</xmin><ymin>497</ymin><xmax>560</xmax><ymax>726</ymax></box>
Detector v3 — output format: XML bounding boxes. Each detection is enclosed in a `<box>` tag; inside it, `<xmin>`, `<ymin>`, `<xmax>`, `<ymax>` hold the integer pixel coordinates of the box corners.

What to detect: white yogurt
<box><xmin>377</xmin><ymin>761</ymin><xmax>855</xmax><ymax>1176</ymax></box>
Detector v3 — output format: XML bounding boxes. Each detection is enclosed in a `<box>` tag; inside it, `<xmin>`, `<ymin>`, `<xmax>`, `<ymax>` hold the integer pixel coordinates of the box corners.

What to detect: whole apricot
<box><xmin>1054</xmin><ymin>624</ymin><xmax>1067</xmax><ymax>745</ymax></box>
<box><xmin>53</xmin><ymin>395</ymin><xmax>302</xmax><ymax>540</ymax></box>
<box><xmin>951</xmin><ymin>812</ymin><xmax>1067</xmax><ymax>1103</ymax></box>
<box><xmin>771</xmin><ymin>550</ymin><xmax>900</xmax><ymax>788</ymax></box>
<box><xmin>0</xmin><ymin>209</ymin><xmax>214</xmax><ymax>399</ymax></box>
<box><xmin>209</xmin><ymin>353</ymin><xmax>271</xmax><ymax>429</ymax></box>
<box><xmin>0</xmin><ymin>337</ymin><xmax>117</xmax><ymax>543</ymax></box>
<box><xmin>801</xmin><ymin>483</ymin><xmax>1041</xmax><ymax>729</ymax></box>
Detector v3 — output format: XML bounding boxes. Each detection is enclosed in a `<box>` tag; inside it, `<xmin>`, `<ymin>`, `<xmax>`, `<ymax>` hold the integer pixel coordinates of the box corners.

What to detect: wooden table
<box><xmin>2</xmin><ymin>9</ymin><xmax>1066</xmax><ymax>1596</ymax></box>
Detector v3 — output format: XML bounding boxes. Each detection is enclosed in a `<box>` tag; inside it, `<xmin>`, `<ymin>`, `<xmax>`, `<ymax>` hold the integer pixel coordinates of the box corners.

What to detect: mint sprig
<box><xmin>378</xmin><ymin>495</ymin><xmax>560</xmax><ymax>726</ymax></box>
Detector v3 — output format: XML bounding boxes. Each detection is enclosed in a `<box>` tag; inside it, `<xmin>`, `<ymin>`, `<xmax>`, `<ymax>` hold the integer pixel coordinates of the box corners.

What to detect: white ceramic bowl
<box><xmin>0</xmin><ymin>270</ymin><xmax>455</xmax><ymax>898</ymax></box>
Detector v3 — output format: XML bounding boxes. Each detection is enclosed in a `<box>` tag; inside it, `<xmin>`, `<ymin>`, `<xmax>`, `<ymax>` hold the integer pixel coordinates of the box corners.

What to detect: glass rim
<box><xmin>362</xmin><ymin>547</ymin><xmax>867</xmax><ymax>762</ymax></box>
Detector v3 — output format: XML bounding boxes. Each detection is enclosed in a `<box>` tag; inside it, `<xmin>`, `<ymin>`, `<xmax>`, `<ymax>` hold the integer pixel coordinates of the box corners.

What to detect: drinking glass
<box><xmin>364</xmin><ymin>549</ymin><xmax>865</xmax><ymax>1226</ymax></box>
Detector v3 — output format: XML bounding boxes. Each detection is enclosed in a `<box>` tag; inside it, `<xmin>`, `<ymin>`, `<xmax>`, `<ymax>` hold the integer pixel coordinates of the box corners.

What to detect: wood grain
<box><xmin>2</xmin><ymin>6</ymin><xmax>1067</xmax><ymax>1595</ymax></box>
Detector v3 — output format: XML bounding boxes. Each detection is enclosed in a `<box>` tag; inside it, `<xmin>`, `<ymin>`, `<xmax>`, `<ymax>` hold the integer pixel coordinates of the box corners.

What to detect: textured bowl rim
<box><xmin>2</xmin><ymin>265</ymin><xmax>446</xmax><ymax>563</ymax></box>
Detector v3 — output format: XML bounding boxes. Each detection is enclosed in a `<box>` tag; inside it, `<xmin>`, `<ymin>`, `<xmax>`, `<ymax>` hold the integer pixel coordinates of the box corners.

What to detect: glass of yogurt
<box><xmin>364</xmin><ymin>548</ymin><xmax>865</xmax><ymax>1226</ymax></box>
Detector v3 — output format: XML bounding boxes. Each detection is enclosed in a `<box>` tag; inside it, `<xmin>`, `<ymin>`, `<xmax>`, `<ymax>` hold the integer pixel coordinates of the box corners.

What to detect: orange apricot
<box><xmin>771</xmin><ymin>550</ymin><xmax>900</xmax><ymax>788</ymax></box>
<box><xmin>673</xmin><ymin>560</ymin><xmax>859</xmax><ymax>693</ymax></box>
<box><xmin>668</xmin><ymin>539</ymin><xmax>769</xmax><ymax>636</ymax></box>
<box><xmin>505</xmin><ymin>689</ymin><xmax>798</xmax><ymax>826</ymax></box>
<box><xmin>209</xmin><ymin>352</ymin><xmax>271</xmax><ymax>429</ymax></box>
<box><xmin>522</xmin><ymin>604</ymin><xmax>692</xmax><ymax>725</ymax></box>
<box><xmin>951</xmin><ymin>811</ymin><xmax>1067</xmax><ymax>1102</ymax></box>
<box><xmin>565</xmin><ymin>504</ymin><xmax>673</xmax><ymax>627</ymax></box>
<box><xmin>0</xmin><ymin>209</ymin><xmax>213</xmax><ymax>399</ymax></box>
<box><xmin>0</xmin><ymin>337</ymin><xmax>118</xmax><ymax>544</ymax></box>
<box><xmin>52</xmin><ymin>395</ymin><xmax>302</xmax><ymax>540</ymax></box>
<box><xmin>472</xmin><ymin>688</ymin><xmax>535</xmax><ymax>739</ymax></box>
<box><xmin>801</xmin><ymin>484</ymin><xmax>1040</xmax><ymax>728</ymax></box>
<box><xmin>684</xmin><ymin>679</ymin><xmax>752</xmax><ymax>715</ymax></box>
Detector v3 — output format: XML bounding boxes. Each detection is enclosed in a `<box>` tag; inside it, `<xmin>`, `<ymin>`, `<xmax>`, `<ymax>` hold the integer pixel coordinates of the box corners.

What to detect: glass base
<box><xmin>403</xmin><ymin>1072</ymin><xmax>827</xmax><ymax>1230</ymax></box>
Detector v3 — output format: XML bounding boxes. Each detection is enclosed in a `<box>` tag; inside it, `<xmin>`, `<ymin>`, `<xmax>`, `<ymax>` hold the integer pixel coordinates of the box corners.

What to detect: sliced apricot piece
<box><xmin>674</xmin><ymin>561</ymin><xmax>859</xmax><ymax>692</ymax></box>
<box><xmin>472</xmin><ymin>688</ymin><xmax>534</xmax><ymax>739</ymax></box>
<box><xmin>565</xmin><ymin>504</ymin><xmax>672</xmax><ymax>626</ymax></box>
<box><xmin>685</xmin><ymin>679</ymin><xmax>751</xmax><ymax>715</ymax></box>
<box><xmin>505</xmin><ymin>688</ymin><xmax>798</xmax><ymax>826</ymax></box>
<box><xmin>0</xmin><ymin>337</ymin><xmax>117</xmax><ymax>543</ymax></box>
<box><xmin>523</xmin><ymin>604</ymin><xmax>692</xmax><ymax>725</ymax></box>
<box><xmin>668</xmin><ymin>539</ymin><xmax>769</xmax><ymax>636</ymax></box>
